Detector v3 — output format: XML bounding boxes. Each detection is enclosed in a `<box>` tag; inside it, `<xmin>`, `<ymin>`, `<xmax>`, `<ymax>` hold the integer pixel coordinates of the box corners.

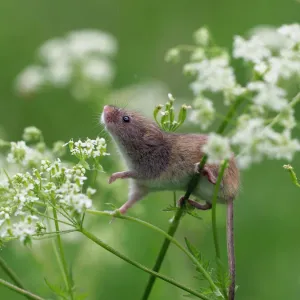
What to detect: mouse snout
<box><xmin>101</xmin><ymin>105</ymin><xmax>115</xmax><ymax>125</ymax></box>
<box><xmin>103</xmin><ymin>105</ymin><xmax>113</xmax><ymax>114</ymax></box>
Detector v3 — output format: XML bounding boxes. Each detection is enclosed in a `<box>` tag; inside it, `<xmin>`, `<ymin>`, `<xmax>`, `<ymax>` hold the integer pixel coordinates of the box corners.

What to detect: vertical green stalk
<box><xmin>141</xmin><ymin>96</ymin><xmax>244</xmax><ymax>300</ymax></box>
<box><xmin>211</xmin><ymin>160</ymin><xmax>228</xmax><ymax>259</ymax></box>
<box><xmin>211</xmin><ymin>160</ymin><xmax>229</xmax><ymax>299</ymax></box>
<box><xmin>141</xmin><ymin>207</ymin><xmax>184</xmax><ymax>300</ymax></box>
<box><xmin>51</xmin><ymin>200</ymin><xmax>74</xmax><ymax>300</ymax></box>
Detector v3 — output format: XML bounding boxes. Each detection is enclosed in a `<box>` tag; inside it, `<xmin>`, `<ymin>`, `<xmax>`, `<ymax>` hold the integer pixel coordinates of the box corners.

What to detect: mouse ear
<box><xmin>143</xmin><ymin>125</ymin><xmax>165</xmax><ymax>147</ymax></box>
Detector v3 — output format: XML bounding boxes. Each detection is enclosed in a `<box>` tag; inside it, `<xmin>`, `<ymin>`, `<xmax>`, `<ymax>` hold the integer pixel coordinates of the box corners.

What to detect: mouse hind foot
<box><xmin>177</xmin><ymin>196</ymin><xmax>212</xmax><ymax>210</ymax></box>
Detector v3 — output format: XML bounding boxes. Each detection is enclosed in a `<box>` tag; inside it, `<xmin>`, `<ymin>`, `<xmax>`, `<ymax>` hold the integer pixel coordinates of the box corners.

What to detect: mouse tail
<box><xmin>227</xmin><ymin>200</ymin><xmax>235</xmax><ymax>300</ymax></box>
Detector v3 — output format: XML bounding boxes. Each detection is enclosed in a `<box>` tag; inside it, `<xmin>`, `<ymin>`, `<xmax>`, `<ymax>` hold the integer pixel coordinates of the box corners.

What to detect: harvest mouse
<box><xmin>101</xmin><ymin>105</ymin><xmax>239</xmax><ymax>213</ymax></box>
<box><xmin>101</xmin><ymin>104</ymin><xmax>239</xmax><ymax>300</ymax></box>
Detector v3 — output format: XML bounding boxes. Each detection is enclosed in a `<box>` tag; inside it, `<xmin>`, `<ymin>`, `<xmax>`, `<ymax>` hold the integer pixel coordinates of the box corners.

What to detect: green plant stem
<box><xmin>51</xmin><ymin>204</ymin><xmax>74</xmax><ymax>300</ymax></box>
<box><xmin>211</xmin><ymin>160</ymin><xmax>229</xmax><ymax>299</ymax></box>
<box><xmin>0</xmin><ymin>256</ymin><xmax>30</xmax><ymax>299</ymax></box>
<box><xmin>141</xmin><ymin>206</ymin><xmax>184</xmax><ymax>300</ymax></box>
<box><xmin>211</xmin><ymin>160</ymin><xmax>228</xmax><ymax>259</ymax></box>
<box><xmin>80</xmin><ymin>228</ymin><xmax>209</xmax><ymax>300</ymax></box>
<box><xmin>87</xmin><ymin>209</ymin><xmax>219</xmax><ymax>294</ymax></box>
<box><xmin>141</xmin><ymin>95</ymin><xmax>245</xmax><ymax>300</ymax></box>
<box><xmin>0</xmin><ymin>278</ymin><xmax>45</xmax><ymax>300</ymax></box>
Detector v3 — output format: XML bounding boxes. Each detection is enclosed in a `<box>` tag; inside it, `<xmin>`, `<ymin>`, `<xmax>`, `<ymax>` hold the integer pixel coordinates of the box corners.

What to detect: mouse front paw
<box><xmin>108</xmin><ymin>173</ymin><xmax>118</xmax><ymax>184</ymax></box>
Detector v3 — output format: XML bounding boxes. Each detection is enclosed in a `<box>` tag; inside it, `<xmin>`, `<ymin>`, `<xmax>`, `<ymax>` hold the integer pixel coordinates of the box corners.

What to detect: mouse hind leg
<box><xmin>177</xmin><ymin>196</ymin><xmax>212</xmax><ymax>210</ymax></box>
<box><xmin>118</xmin><ymin>182</ymin><xmax>148</xmax><ymax>214</ymax></box>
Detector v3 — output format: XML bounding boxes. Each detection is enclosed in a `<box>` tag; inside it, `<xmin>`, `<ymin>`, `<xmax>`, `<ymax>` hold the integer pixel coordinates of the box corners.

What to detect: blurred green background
<box><xmin>0</xmin><ymin>0</ymin><xmax>300</xmax><ymax>299</ymax></box>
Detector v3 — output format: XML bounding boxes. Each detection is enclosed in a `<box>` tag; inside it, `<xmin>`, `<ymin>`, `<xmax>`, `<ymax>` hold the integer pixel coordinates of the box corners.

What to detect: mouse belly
<box><xmin>138</xmin><ymin>176</ymin><xmax>226</xmax><ymax>203</ymax></box>
<box><xmin>192</xmin><ymin>177</ymin><xmax>226</xmax><ymax>204</ymax></box>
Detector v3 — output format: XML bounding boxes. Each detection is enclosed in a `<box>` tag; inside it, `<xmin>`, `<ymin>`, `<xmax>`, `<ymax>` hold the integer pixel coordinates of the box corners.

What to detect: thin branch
<box><xmin>87</xmin><ymin>209</ymin><xmax>219</xmax><ymax>293</ymax></box>
<box><xmin>0</xmin><ymin>256</ymin><xmax>29</xmax><ymax>299</ymax></box>
<box><xmin>0</xmin><ymin>278</ymin><xmax>45</xmax><ymax>300</ymax></box>
<box><xmin>80</xmin><ymin>228</ymin><xmax>210</xmax><ymax>300</ymax></box>
<box><xmin>51</xmin><ymin>202</ymin><xmax>74</xmax><ymax>300</ymax></box>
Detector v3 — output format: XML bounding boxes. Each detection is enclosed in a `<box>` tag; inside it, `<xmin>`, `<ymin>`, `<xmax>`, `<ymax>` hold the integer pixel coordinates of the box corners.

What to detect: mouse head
<box><xmin>101</xmin><ymin>105</ymin><xmax>165</xmax><ymax>151</ymax></box>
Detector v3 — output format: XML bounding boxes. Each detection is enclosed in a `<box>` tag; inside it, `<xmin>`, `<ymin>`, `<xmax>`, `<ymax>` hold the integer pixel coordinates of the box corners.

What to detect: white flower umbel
<box><xmin>247</xmin><ymin>82</ymin><xmax>288</xmax><ymax>112</ymax></box>
<box><xmin>249</xmin><ymin>26</ymin><xmax>290</xmax><ymax>52</ymax></box>
<box><xmin>167</xmin><ymin>23</ymin><xmax>300</xmax><ymax>169</ymax></box>
<box><xmin>233</xmin><ymin>35</ymin><xmax>271</xmax><ymax>63</ymax></box>
<box><xmin>202</xmin><ymin>134</ymin><xmax>231</xmax><ymax>164</ymax></box>
<box><xmin>15</xmin><ymin>66</ymin><xmax>46</xmax><ymax>95</ymax></box>
<box><xmin>231</xmin><ymin>117</ymin><xmax>300</xmax><ymax>169</ymax></box>
<box><xmin>68</xmin><ymin>137</ymin><xmax>108</xmax><ymax>160</ymax></box>
<box><xmin>185</xmin><ymin>56</ymin><xmax>237</xmax><ymax>95</ymax></box>
<box><xmin>22</xmin><ymin>127</ymin><xmax>42</xmax><ymax>142</ymax></box>
<box><xmin>190</xmin><ymin>97</ymin><xmax>216</xmax><ymax>130</ymax></box>
<box><xmin>277</xmin><ymin>24</ymin><xmax>300</xmax><ymax>48</ymax></box>
<box><xmin>15</xmin><ymin>29</ymin><xmax>118</xmax><ymax>101</ymax></box>
<box><xmin>0</xmin><ymin>126</ymin><xmax>109</xmax><ymax>245</ymax></box>
<box><xmin>193</xmin><ymin>27</ymin><xmax>210</xmax><ymax>46</ymax></box>
<box><xmin>67</xmin><ymin>29</ymin><xmax>117</xmax><ymax>58</ymax></box>
<box><xmin>263</xmin><ymin>50</ymin><xmax>300</xmax><ymax>84</ymax></box>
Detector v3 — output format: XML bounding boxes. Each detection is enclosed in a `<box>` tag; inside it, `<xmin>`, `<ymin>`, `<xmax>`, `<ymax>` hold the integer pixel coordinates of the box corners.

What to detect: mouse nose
<box><xmin>103</xmin><ymin>105</ymin><xmax>112</xmax><ymax>114</ymax></box>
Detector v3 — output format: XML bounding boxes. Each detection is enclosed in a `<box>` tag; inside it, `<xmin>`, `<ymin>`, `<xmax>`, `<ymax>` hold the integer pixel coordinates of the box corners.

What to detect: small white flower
<box><xmin>186</xmin><ymin>56</ymin><xmax>236</xmax><ymax>95</ymax></box>
<box><xmin>202</xmin><ymin>134</ymin><xmax>231</xmax><ymax>164</ymax></box>
<box><xmin>38</xmin><ymin>38</ymin><xmax>69</xmax><ymax>64</ymax></box>
<box><xmin>167</xmin><ymin>93</ymin><xmax>175</xmax><ymax>102</ymax></box>
<box><xmin>15</xmin><ymin>66</ymin><xmax>45</xmax><ymax>95</ymax></box>
<box><xmin>193</xmin><ymin>27</ymin><xmax>210</xmax><ymax>46</ymax></box>
<box><xmin>67</xmin><ymin>29</ymin><xmax>117</xmax><ymax>58</ymax></box>
<box><xmin>190</xmin><ymin>97</ymin><xmax>215</xmax><ymax>130</ymax></box>
<box><xmin>47</xmin><ymin>61</ymin><xmax>72</xmax><ymax>87</ymax></box>
<box><xmin>277</xmin><ymin>24</ymin><xmax>300</xmax><ymax>47</ymax></box>
<box><xmin>263</xmin><ymin>50</ymin><xmax>300</xmax><ymax>84</ymax></box>
<box><xmin>249</xmin><ymin>26</ymin><xmax>290</xmax><ymax>51</ymax></box>
<box><xmin>233</xmin><ymin>35</ymin><xmax>271</xmax><ymax>63</ymax></box>
<box><xmin>247</xmin><ymin>82</ymin><xmax>288</xmax><ymax>112</ymax></box>
<box><xmin>190</xmin><ymin>48</ymin><xmax>206</xmax><ymax>61</ymax></box>
<box><xmin>254</xmin><ymin>62</ymin><xmax>268</xmax><ymax>75</ymax></box>
<box><xmin>22</xmin><ymin>127</ymin><xmax>42</xmax><ymax>142</ymax></box>
<box><xmin>165</xmin><ymin>48</ymin><xmax>180</xmax><ymax>63</ymax></box>
<box><xmin>81</xmin><ymin>58</ymin><xmax>114</xmax><ymax>84</ymax></box>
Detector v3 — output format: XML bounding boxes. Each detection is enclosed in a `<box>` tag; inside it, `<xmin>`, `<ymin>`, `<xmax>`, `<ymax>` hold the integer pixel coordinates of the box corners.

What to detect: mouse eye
<box><xmin>122</xmin><ymin>116</ymin><xmax>130</xmax><ymax>123</ymax></box>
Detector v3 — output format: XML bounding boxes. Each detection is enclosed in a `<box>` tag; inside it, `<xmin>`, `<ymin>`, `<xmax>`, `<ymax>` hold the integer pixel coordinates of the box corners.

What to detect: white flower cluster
<box><xmin>189</xmin><ymin>97</ymin><xmax>215</xmax><ymax>130</ymax></box>
<box><xmin>22</xmin><ymin>126</ymin><xmax>42</xmax><ymax>142</ymax></box>
<box><xmin>202</xmin><ymin>134</ymin><xmax>232</xmax><ymax>164</ymax></box>
<box><xmin>7</xmin><ymin>141</ymin><xmax>44</xmax><ymax>169</ymax></box>
<box><xmin>67</xmin><ymin>137</ymin><xmax>109</xmax><ymax>171</ymax></box>
<box><xmin>15</xmin><ymin>29</ymin><xmax>117</xmax><ymax>101</ymax></box>
<box><xmin>231</xmin><ymin>24</ymin><xmax>300</xmax><ymax>168</ymax></box>
<box><xmin>234</xmin><ymin>24</ymin><xmax>300</xmax><ymax>85</ymax></box>
<box><xmin>172</xmin><ymin>25</ymin><xmax>300</xmax><ymax>169</ymax></box>
<box><xmin>0</xmin><ymin>128</ymin><xmax>109</xmax><ymax>244</ymax></box>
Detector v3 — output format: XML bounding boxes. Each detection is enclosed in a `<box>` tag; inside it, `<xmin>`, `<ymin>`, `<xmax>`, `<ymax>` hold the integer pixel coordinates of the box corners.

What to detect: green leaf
<box><xmin>105</xmin><ymin>203</ymin><xmax>117</xmax><ymax>210</ymax></box>
<box><xmin>79</xmin><ymin>160</ymin><xmax>90</xmax><ymax>170</ymax></box>
<box><xmin>184</xmin><ymin>238</ymin><xmax>212</xmax><ymax>280</ymax></box>
<box><xmin>162</xmin><ymin>204</ymin><xmax>178</xmax><ymax>212</ymax></box>
<box><xmin>44</xmin><ymin>278</ymin><xmax>69</xmax><ymax>300</ymax></box>
<box><xmin>186</xmin><ymin>210</ymin><xmax>203</xmax><ymax>220</ymax></box>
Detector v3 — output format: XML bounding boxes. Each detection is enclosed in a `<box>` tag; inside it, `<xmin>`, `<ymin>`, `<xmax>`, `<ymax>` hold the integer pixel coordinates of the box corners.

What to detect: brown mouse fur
<box><xmin>102</xmin><ymin>104</ymin><xmax>239</xmax><ymax>213</ymax></box>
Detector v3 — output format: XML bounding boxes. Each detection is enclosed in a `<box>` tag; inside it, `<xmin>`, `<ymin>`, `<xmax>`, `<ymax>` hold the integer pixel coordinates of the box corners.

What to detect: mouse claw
<box><xmin>103</xmin><ymin>209</ymin><xmax>122</xmax><ymax>223</ymax></box>
<box><xmin>177</xmin><ymin>196</ymin><xmax>186</xmax><ymax>207</ymax></box>
<box><xmin>108</xmin><ymin>175</ymin><xmax>116</xmax><ymax>184</ymax></box>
